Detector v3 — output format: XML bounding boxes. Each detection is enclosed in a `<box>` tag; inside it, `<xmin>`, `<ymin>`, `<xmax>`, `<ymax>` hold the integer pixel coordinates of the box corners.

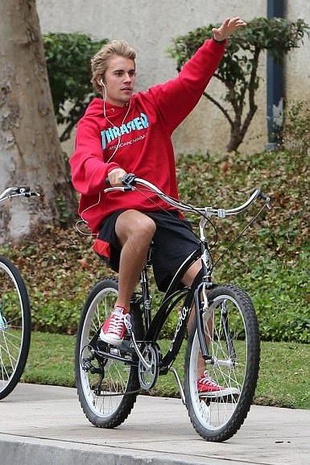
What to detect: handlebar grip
<box><xmin>105</xmin><ymin>173</ymin><xmax>136</xmax><ymax>188</ymax></box>
<box><xmin>258</xmin><ymin>191</ymin><xmax>271</xmax><ymax>203</ymax></box>
<box><xmin>17</xmin><ymin>186</ymin><xmax>31</xmax><ymax>194</ymax></box>
<box><xmin>122</xmin><ymin>173</ymin><xmax>136</xmax><ymax>186</ymax></box>
<box><xmin>18</xmin><ymin>187</ymin><xmax>41</xmax><ymax>197</ymax></box>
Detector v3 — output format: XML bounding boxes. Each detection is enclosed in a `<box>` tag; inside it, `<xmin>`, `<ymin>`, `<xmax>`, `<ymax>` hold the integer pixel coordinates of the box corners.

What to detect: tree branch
<box><xmin>203</xmin><ymin>91</ymin><xmax>234</xmax><ymax>127</ymax></box>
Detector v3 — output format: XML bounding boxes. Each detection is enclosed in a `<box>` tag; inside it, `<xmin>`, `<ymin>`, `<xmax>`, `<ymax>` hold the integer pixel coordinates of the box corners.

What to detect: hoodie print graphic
<box><xmin>100</xmin><ymin>112</ymin><xmax>150</xmax><ymax>149</ymax></box>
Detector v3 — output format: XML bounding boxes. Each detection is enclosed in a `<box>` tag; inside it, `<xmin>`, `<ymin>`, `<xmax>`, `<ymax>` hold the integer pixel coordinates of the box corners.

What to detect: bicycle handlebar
<box><xmin>0</xmin><ymin>186</ymin><xmax>40</xmax><ymax>203</ymax></box>
<box><xmin>104</xmin><ymin>173</ymin><xmax>271</xmax><ymax>218</ymax></box>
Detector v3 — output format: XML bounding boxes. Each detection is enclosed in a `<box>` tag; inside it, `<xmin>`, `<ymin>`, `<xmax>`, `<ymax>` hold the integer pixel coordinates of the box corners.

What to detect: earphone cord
<box><xmin>78</xmin><ymin>84</ymin><xmax>132</xmax><ymax>227</ymax></box>
<box><xmin>102</xmin><ymin>84</ymin><xmax>131</xmax><ymax>163</ymax></box>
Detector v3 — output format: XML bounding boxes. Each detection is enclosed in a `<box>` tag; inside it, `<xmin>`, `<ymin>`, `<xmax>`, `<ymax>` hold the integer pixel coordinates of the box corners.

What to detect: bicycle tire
<box><xmin>0</xmin><ymin>256</ymin><xmax>31</xmax><ymax>399</ymax></box>
<box><xmin>184</xmin><ymin>284</ymin><xmax>260</xmax><ymax>442</ymax></box>
<box><xmin>75</xmin><ymin>278</ymin><xmax>143</xmax><ymax>428</ymax></box>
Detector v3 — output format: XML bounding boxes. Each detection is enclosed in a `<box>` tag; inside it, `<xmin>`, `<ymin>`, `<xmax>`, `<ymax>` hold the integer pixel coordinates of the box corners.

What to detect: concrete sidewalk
<box><xmin>0</xmin><ymin>383</ymin><xmax>309</xmax><ymax>465</ymax></box>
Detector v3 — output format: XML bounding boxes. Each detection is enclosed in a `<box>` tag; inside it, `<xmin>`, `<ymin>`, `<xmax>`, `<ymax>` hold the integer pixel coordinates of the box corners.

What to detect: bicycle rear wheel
<box><xmin>184</xmin><ymin>284</ymin><xmax>260</xmax><ymax>442</ymax></box>
<box><xmin>0</xmin><ymin>256</ymin><xmax>31</xmax><ymax>399</ymax></box>
<box><xmin>75</xmin><ymin>278</ymin><xmax>142</xmax><ymax>428</ymax></box>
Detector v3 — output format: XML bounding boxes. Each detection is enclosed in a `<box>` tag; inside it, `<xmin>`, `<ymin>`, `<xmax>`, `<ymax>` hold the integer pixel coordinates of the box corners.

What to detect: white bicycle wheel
<box><xmin>0</xmin><ymin>256</ymin><xmax>31</xmax><ymax>399</ymax></box>
<box><xmin>184</xmin><ymin>284</ymin><xmax>260</xmax><ymax>442</ymax></box>
<box><xmin>75</xmin><ymin>278</ymin><xmax>142</xmax><ymax>428</ymax></box>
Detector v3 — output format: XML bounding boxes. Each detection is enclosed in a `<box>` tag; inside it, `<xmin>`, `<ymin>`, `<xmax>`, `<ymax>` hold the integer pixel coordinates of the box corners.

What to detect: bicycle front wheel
<box><xmin>75</xmin><ymin>278</ymin><xmax>142</xmax><ymax>428</ymax></box>
<box><xmin>184</xmin><ymin>284</ymin><xmax>260</xmax><ymax>442</ymax></box>
<box><xmin>0</xmin><ymin>256</ymin><xmax>31</xmax><ymax>399</ymax></box>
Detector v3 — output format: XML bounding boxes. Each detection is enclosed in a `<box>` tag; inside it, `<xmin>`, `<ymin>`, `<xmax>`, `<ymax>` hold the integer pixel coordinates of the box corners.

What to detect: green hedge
<box><xmin>3</xmin><ymin>148</ymin><xmax>309</xmax><ymax>343</ymax></box>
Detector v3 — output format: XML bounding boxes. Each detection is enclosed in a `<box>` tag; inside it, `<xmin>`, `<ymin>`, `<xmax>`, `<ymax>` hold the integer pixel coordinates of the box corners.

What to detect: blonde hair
<box><xmin>91</xmin><ymin>40</ymin><xmax>136</xmax><ymax>93</ymax></box>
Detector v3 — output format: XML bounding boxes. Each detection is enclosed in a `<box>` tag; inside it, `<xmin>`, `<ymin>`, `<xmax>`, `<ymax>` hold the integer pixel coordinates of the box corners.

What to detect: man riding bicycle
<box><xmin>70</xmin><ymin>16</ymin><xmax>246</xmax><ymax>394</ymax></box>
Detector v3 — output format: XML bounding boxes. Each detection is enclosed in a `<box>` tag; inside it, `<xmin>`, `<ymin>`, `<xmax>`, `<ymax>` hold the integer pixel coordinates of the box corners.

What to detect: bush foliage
<box><xmin>1</xmin><ymin>93</ymin><xmax>309</xmax><ymax>342</ymax></box>
<box><xmin>2</xmin><ymin>139</ymin><xmax>308</xmax><ymax>343</ymax></box>
<box><xmin>43</xmin><ymin>33</ymin><xmax>108</xmax><ymax>142</ymax></box>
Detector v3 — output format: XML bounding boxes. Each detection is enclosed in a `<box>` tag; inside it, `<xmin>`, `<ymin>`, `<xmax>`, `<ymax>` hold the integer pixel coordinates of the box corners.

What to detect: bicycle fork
<box><xmin>194</xmin><ymin>282</ymin><xmax>212</xmax><ymax>361</ymax></box>
<box><xmin>194</xmin><ymin>283</ymin><xmax>237</xmax><ymax>369</ymax></box>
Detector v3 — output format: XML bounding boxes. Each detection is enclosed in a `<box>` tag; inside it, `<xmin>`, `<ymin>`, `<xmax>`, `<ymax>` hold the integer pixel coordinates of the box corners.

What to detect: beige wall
<box><xmin>286</xmin><ymin>2</ymin><xmax>310</xmax><ymax>103</ymax></box>
<box><xmin>37</xmin><ymin>0</ymin><xmax>310</xmax><ymax>156</ymax></box>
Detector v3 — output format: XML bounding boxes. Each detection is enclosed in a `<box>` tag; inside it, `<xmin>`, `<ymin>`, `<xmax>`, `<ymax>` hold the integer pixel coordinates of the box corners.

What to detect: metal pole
<box><xmin>266</xmin><ymin>0</ymin><xmax>286</xmax><ymax>150</ymax></box>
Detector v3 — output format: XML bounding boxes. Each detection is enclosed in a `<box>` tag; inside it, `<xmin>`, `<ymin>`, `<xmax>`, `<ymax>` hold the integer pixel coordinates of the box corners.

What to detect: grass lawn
<box><xmin>2</xmin><ymin>150</ymin><xmax>308</xmax><ymax>410</ymax></box>
<box><xmin>22</xmin><ymin>331</ymin><xmax>310</xmax><ymax>410</ymax></box>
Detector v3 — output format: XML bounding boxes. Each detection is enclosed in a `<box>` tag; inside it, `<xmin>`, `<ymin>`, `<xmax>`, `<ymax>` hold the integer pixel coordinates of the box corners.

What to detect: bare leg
<box><xmin>114</xmin><ymin>210</ymin><xmax>156</xmax><ymax>311</ymax></box>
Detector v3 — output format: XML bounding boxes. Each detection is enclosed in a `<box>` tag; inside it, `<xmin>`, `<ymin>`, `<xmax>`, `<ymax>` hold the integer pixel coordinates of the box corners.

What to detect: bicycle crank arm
<box><xmin>131</xmin><ymin>331</ymin><xmax>152</xmax><ymax>370</ymax></box>
<box><xmin>96</xmin><ymin>348</ymin><xmax>138</xmax><ymax>366</ymax></box>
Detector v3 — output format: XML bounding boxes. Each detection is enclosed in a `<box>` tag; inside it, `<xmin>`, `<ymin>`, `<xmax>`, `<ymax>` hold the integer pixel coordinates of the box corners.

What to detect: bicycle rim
<box><xmin>75</xmin><ymin>279</ymin><xmax>140</xmax><ymax>428</ymax></box>
<box><xmin>0</xmin><ymin>256</ymin><xmax>31</xmax><ymax>399</ymax></box>
<box><xmin>184</xmin><ymin>284</ymin><xmax>260</xmax><ymax>442</ymax></box>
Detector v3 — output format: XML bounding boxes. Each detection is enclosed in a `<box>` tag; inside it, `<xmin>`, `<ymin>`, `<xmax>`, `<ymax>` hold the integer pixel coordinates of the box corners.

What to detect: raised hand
<box><xmin>212</xmin><ymin>16</ymin><xmax>247</xmax><ymax>41</ymax></box>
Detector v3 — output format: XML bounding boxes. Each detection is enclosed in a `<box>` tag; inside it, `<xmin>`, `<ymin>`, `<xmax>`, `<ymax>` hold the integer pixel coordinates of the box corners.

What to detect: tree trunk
<box><xmin>0</xmin><ymin>0</ymin><xmax>76</xmax><ymax>244</ymax></box>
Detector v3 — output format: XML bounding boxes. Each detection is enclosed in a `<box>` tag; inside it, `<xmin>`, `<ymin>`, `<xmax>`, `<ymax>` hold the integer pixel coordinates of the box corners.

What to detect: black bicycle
<box><xmin>0</xmin><ymin>186</ymin><xmax>39</xmax><ymax>399</ymax></box>
<box><xmin>75</xmin><ymin>174</ymin><xmax>271</xmax><ymax>442</ymax></box>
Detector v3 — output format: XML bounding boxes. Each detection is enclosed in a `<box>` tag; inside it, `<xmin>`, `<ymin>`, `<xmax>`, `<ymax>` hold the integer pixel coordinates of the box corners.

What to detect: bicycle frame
<box><xmin>101</xmin><ymin>174</ymin><xmax>271</xmax><ymax>375</ymax></box>
<box><xmin>137</xmin><ymin>247</ymin><xmax>209</xmax><ymax>374</ymax></box>
<box><xmin>91</xmin><ymin>250</ymin><xmax>201</xmax><ymax>372</ymax></box>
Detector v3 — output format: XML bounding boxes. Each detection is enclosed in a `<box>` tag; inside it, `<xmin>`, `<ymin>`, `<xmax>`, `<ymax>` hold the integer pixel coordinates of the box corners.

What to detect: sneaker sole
<box><xmin>199</xmin><ymin>388</ymin><xmax>240</xmax><ymax>398</ymax></box>
<box><xmin>99</xmin><ymin>331</ymin><xmax>123</xmax><ymax>347</ymax></box>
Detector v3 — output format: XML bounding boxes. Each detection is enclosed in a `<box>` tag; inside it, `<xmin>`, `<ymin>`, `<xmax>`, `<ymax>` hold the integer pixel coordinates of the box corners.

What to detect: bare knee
<box><xmin>116</xmin><ymin>210</ymin><xmax>156</xmax><ymax>246</ymax></box>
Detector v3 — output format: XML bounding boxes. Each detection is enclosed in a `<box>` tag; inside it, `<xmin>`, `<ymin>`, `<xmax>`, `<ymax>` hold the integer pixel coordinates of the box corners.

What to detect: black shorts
<box><xmin>98</xmin><ymin>210</ymin><xmax>200</xmax><ymax>291</ymax></box>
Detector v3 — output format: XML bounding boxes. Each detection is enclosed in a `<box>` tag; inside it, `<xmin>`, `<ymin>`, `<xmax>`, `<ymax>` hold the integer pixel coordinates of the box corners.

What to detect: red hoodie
<box><xmin>70</xmin><ymin>39</ymin><xmax>226</xmax><ymax>233</ymax></box>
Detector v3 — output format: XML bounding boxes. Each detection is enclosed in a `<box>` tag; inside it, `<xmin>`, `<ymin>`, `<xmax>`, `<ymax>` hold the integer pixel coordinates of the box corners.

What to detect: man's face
<box><xmin>103</xmin><ymin>55</ymin><xmax>136</xmax><ymax>107</ymax></box>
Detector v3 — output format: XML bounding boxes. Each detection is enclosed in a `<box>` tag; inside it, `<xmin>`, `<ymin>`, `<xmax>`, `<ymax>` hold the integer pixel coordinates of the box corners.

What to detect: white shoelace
<box><xmin>108</xmin><ymin>309</ymin><xmax>131</xmax><ymax>335</ymax></box>
<box><xmin>199</xmin><ymin>371</ymin><xmax>219</xmax><ymax>386</ymax></box>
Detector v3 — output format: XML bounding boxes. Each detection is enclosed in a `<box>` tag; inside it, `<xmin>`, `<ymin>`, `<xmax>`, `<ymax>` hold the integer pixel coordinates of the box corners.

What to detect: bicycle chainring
<box><xmin>138</xmin><ymin>343</ymin><xmax>160</xmax><ymax>390</ymax></box>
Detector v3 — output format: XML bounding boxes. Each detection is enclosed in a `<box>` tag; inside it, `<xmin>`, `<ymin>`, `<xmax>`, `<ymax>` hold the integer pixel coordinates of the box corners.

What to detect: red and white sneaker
<box><xmin>99</xmin><ymin>307</ymin><xmax>131</xmax><ymax>346</ymax></box>
<box><xmin>197</xmin><ymin>371</ymin><xmax>240</xmax><ymax>398</ymax></box>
